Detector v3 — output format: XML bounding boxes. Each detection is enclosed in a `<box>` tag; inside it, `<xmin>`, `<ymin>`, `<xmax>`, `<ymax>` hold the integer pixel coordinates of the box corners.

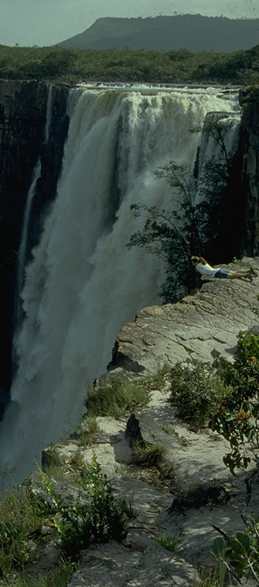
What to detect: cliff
<box><xmin>39</xmin><ymin>257</ymin><xmax>259</xmax><ymax>586</ymax></box>
<box><xmin>240</xmin><ymin>87</ymin><xmax>259</xmax><ymax>255</ymax></box>
<box><xmin>110</xmin><ymin>258</ymin><xmax>259</xmax><ymax>373</ymax></box>
<box><xmin>0</xmin><ymin>80</ymin><xmax>69</xmax><ymax>396</ymax></box>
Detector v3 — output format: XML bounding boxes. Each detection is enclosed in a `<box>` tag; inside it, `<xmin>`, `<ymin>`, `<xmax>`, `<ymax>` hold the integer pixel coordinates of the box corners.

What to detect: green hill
<box><xmin>59</xmin><ymin>15</ymin><xmax>259</xmax><ymax>52</ymax></box>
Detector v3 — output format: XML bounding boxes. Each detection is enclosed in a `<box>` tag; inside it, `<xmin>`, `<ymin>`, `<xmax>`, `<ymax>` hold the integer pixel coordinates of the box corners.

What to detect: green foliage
<box><xmin>2</xmin><ymin>562</ymin><xmax>75</xmax><ymax>586</ymax></box>
<box><xmin>127</xmin><ymin>160</ymin><xmax>200</xmax><ymax>302</ymax></box>
<box><xmin>211</xmin><ymin>331</ymin><xmax>259</xmax><ymax>473</ymax></box>
<box><xmin>170</xmin><ymin>359</ymin><xmax>230</xmax><ymax>429</ymax></box>
<box><xmin>213</xmin><ymin>517</ymin><xmax>259</xmax><ymax>583</ymax></box>
<box><xmin>54</xmin><ymin>460</ymin><xmax>131</xmax><ymax>558</ymax></box>
<box><xmin>0</xmin><ymin>460</ymin><xmax>131</xmax><ymax>579</ymax></box>
<box><xmin>87</xmin><ymin>376</ymin><xmax>150</xmax><ymax>418</ymax></box>
<box><xmin>74</xmin><ymin>417</ymin><xmax>98</xmax><ymax>446</ymax></box>
<box><xmin>0</xmin><ymin>45</ymin><xmax>258</xmax><ymax>84</ymax></box>
<box><xmin>141</xmin><ymin>365</ymin><xmax>171</xmax><ymax>392</ymax></box>
<box><xmin>155</xmin><ymin>533</ymin><xmax>181</xmax><ymax>553</ymax></box>
<box><xmin>0</xmin><ymin>488</ymin><xmax>43</xmax><ymax>578</ymax></box>
<box><xmin>132</xmin><ymin>442</ymin><xmax>164</xmax><ymax>467</ymax></box>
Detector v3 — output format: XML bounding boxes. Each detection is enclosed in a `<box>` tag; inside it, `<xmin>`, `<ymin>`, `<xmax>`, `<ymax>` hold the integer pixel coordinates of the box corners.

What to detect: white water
<box><xmin>0</xmin><ymin>87</ymin><xmax>240</xmax><ymax>487</ymax></box>
<box><xmin>16</xmin><ymin>86</ymin><xmax>53</xmax><ymax>324</ymax></box>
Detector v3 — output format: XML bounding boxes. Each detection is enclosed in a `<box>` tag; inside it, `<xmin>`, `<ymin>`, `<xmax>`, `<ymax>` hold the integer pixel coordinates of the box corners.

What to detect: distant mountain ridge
<box><xmin>58</xmin><ymin>15</ymin><xmax>259</xmax><ymax>52</ymax></box>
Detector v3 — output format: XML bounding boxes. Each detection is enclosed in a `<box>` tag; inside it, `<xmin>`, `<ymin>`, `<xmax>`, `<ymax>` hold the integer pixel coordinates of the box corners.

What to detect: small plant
<box><xmin>77</xmin><ymin>417</ymin><xmax>98</xmax><ymax>446</ymax></box>
<box><xmin>211</xmin><ymin>330</ymin><xmax>259</xmax><ymax>472</ymax></box>
<box><xmin>141</xmin><ymin>365</ymin><xmax>171</xmax><ymax>392</ymax></box>
<box><xmin>2</xmin><ymin>561</ymin><xmax>76</xmax><ymax>586</ymax></box>
<box><xmin>132</xmin><ymin>442</ymin><xmax>164</xmax><ymax>467</ymax></box>
<box><xmin>155</xmin><ymin>533</ymin><xmax>181</xmax><ymax>553</ymax></box>
<box><xmin>0</xmin><ymin>487</ymin><xmax>43</xmax><ymax>578</ymax></box>
<box><xmin>54</xmin><ymin>459</ymin><xmax>131</xmax><ymax>558</ymax></box>
<box><xmin>87</xmin><ymin>376</ymin><xmax>150</xmax><ymax>419</ymax></box>
<box><xmin>213</xmin><ymin>516</ymin><xmax>259</xmax><ymax>584</ymax></box>
<box><xmin>170</xmin><ymin>359</ymin><xmax>230</xmax><ymax>429</ymax></box>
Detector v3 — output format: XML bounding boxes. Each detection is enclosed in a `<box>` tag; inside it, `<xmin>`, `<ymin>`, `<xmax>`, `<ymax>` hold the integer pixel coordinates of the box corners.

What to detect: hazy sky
<box><xmin>1</xmin><ymin>0</ymin><xmax>258</xmax><ymax>46</ymax></box>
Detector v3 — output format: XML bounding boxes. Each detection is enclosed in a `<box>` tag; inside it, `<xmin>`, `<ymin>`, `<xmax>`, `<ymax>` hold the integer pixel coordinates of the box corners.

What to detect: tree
<box><xmin>127</xmin><ymin>161</ymin><xmax>201</xmax><ymax>302</ymax></box>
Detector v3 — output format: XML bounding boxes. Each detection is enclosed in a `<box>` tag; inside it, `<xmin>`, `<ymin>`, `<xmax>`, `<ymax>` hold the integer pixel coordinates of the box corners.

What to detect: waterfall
<box><xmin>16</xmin><ymin>85</ymin><xmax>53</xmax><ymax>325</ymax></box>
<box><xmin>0</xmin><ymin>86</ymin><xmax>240</xmax><ymax>487</ymax></box>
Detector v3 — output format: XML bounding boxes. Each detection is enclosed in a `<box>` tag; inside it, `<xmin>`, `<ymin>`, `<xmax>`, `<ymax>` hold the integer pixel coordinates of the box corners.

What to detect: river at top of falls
<box><xmin>0</xmin><ymin>86</ymin><xmax>240</xmax><ymax>488</ymax></box>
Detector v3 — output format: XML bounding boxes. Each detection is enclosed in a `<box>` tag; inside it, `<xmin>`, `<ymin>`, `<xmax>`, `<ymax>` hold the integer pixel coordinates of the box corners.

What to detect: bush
<box><xmin>170</xmin><ymin>359</ymin><xmax>230</xmax><ymax>429</ymax></box>
<box><xmin>0</xmin><ymin>488</ymin><xmax>43</xmax><ymax>577</ymax></box>
<box><xmin>132</xmin><ymin>442</ymin><xmax>164</xmax><ymax>467</ymax></box>
<box><xmin>213</xmin><ymin>516</ymin><xmax>259</xmax><ymax>584</ymax></box>
<box><xmin>211</xmin><ymin>331</ymin><xmax>259</xmax><ymax>472</ymax></box>
<box><xmin>87</xmin><ymin>376</ymin><xmax>150</xmax><ymax>418</ymax></box>
<box><xmin>4</xmin><ymin>562</ymin><xmax>75</xmax><ymax>586</ymax></box>
<box><xmin>55</xmin><ymin>460</ymin><xmax>132</xmax><ymax>558</ymax></box>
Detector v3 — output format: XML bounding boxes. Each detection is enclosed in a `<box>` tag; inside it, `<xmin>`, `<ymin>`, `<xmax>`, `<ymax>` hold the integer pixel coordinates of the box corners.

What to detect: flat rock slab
<box><xmin>163</xmin><ymin>477</ymin><xmax>259</xmax><ymax>566</ymax></box>
<box><xmin>112</xmin><ymin>476</ymin><xmax>172</xmax><ymax>528</ymax></box>
<box><xmin>111</xmin><ymin>258</ymin><xmax>259</xmax><ymax>373</ymax></box>
<box><xmin>136</xmin><ymin>408</ymin><xmax>233</xmax><ymax>492</ymax></box>
<box><xmin>68</xmin><ymin>542</ymin><xmax>199</xmax><ymax>587</ymax></box>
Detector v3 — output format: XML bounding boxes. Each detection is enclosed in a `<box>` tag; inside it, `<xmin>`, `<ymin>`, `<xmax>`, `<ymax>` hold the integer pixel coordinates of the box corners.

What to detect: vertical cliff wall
<box><xmin>0</xmin><ymin>81</ymin><xmax>69</xmax><ymax>395</ymax></box>
<box><xmin>239</xmin><ymin>87</ymin><xmax>259</xmax><ymax>255</ymax></box>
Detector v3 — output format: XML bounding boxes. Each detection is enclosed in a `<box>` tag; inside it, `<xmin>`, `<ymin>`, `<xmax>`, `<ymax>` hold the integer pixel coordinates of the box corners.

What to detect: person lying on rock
<box><xmin>191</xmin><ymin>256</ymin><xmax>256</xmax><ymax>281</ymax></box>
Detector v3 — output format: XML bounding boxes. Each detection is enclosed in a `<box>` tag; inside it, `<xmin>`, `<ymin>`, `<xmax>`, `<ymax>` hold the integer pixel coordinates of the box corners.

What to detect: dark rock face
<box><xmin>0</xmin><ymin>80</ymin><xmax>69</xmax><ymax>394</ymax></box>
<box><xmin>0</xmin><ymin>81</ymin><xmax>47</xmax><ymax>393</ymax></box>
<box><xmin>239</xmin><ymin>88</ymin><xmax>259</xmax><ymax>256</ymax></box>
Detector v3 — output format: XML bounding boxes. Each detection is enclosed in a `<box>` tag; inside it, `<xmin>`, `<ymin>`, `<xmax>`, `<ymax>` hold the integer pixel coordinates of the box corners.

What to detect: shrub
<box><xmin>87</xmin><ymin>376</ymin><xmax>150</xmax><ymax>418</ymax></box>
<box><xmin>155</xmin><ymin>533</ymin><xmax>181</xmax><ymax>553</ymax></box>
<box><xmin>0</xmin><ymin>488</ymin><xmax>43</xmax><ymax>578</ymax></box>
<box><xmin>213</xmin><ymin>516</ymin><xmax>259</xmax><ymax>584</ymax></box>
<box><xmin>55</xmin><ymin>460</ymin><xmax>132</xmax><ymax>558</ymax></box>
<box><xmin>4</xmin><ymin>561</ymin><xmax>75</xmax><ymax>586</ymax></box>
<box><xmin>169</xmin><ymin>359</ymin><xmax>230</xmax><ymax>429</ymax></box>
<box><xmin>132</xmin><ymin>442</ymin><xmax>164</xmax><ymax>467</ymax></box>
<box><xmin>211</xmin><ymin>331</ymin><xmax>259</xmax><ymax>472</ymax></box>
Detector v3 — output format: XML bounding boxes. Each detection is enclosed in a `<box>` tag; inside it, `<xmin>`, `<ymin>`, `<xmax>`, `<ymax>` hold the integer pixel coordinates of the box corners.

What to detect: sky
<box><xmin>1</xmin><ymin>0</ymin><xmax>258</xmax><ymax>46</ymax></box>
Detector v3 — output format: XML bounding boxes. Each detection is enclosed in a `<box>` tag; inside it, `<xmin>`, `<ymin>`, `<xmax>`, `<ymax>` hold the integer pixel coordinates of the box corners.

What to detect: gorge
<box><xmin>0</xmin><ymin>81</ymin><xmax>258</xmax><ymax>487</ymax></box>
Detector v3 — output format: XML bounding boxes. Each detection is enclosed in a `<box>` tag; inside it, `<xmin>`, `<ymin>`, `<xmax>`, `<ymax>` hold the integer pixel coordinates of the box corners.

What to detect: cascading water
<box><xmin>16</xmin><ymin>86</ymin><xmax>53</xmax><ymax>326</ymax></box>
<box><xmin>0</xmin><ymin>86</ymin><xmax>240</xmax><ymax>487</ymax></box>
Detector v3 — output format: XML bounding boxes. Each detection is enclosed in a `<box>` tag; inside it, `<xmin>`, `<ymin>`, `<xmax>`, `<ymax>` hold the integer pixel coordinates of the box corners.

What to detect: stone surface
<box><xmin>68</xmin><ymin>542</ymin><xmax>200</xmax><ymax>587</ymax></box>
<box><xmin>111</xmin><ymin>257</ymin><xmax>259</xmax><ymax>374</ymax></box>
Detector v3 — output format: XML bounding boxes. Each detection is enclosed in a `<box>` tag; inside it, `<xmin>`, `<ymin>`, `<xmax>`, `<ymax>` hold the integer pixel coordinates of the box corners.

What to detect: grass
<box><xmin>75</xmin><ymin>417</ymin><xmax>98</xmax><ymax>446</ymax></box>
<box><xmin>0</xmin><ymin>487</ymin><xmax>44</xmax><ymax>578</ymax></box>
<box><xmin>155</xmin><ymin>533</ymin><xmax>181</xmax><ymax>553</ymax></box>
<box><xmin>194</xmin><ymin>566</ymin><xmax>227</xmax><ymax>587</ymax></box>
<box><xmin>132</xmin><ymin>442</ymin><xmax>164</xmax><ymax>467</ymax></box>
<box><xmin>1</xmin><ymin>561</ymin><xmax>75</xmax><ymax>586</ymax></box>
<box><xmin>141</xmin><ymin>365</ymin><xmax>170</xmax><ymax>392</ymax></box>
<box><xmin>87</xmin><ymin>376</ymin><xmax>150</xmax><ymax>419</ymax></box>
<box><xmin>0</xmin><ymin>460</ymin><xmax>132</xmax><ymax>580</ymax></box>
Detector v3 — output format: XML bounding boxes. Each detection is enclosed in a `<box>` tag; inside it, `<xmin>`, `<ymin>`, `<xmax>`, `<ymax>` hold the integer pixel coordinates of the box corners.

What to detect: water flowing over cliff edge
<box><xmin>0</xmin><ymin>83</ymin><xmax>256</xmax><ymax>487</ymax></box>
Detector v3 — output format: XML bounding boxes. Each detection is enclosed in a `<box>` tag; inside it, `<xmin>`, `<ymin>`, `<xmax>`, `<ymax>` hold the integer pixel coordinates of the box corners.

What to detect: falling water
<box><xmin>0</xmin><ymin>86</ymin><xmax>240</xmax><ymax>487</ymax></box>
<box><xmin>16</xmin><ymin>85</ymin><xmax>53</xmax><ymax>320</ymax></box>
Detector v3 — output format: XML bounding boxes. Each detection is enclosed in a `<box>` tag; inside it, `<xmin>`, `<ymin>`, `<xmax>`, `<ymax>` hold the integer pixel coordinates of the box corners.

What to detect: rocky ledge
<box><xmin>111</xmin><ymin>257</ymin><xmax>259</xmax><ymax>373</ymax></box>
<box><xmin>39</xmin><ymin>257</ymin><xmax>259</xmax><ymax>586</ymax></box>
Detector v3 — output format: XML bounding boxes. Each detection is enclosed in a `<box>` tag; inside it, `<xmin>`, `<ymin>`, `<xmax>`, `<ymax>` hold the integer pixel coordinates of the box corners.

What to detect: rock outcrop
<box><xmin>111</xmin><ymin>258</ymin><xmax>259</xmax><ymax>373</ymax></box>
<box><xmin>40</xmin><ymin>258</ymin><xmax>259</xmax><ymax>586</ymax></box>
